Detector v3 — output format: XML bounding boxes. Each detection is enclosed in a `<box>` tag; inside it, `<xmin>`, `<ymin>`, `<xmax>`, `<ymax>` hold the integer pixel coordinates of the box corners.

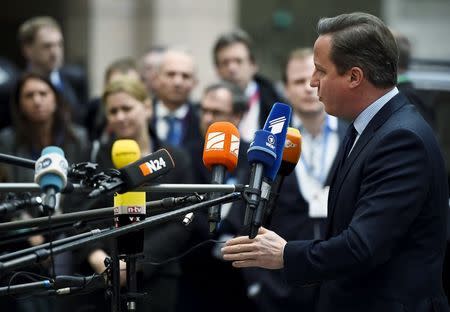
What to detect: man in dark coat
<box><xmin>222</xmin><ymin>12</ymin><xmax>449</xmax><ymax>312</ymax></box>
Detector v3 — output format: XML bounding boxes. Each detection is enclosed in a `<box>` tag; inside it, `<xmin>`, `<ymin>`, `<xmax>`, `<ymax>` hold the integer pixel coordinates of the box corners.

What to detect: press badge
<box><xmin>308</xmin><ymin>186</ymin><xmax>330</xmax><ymax>218</ymax></box>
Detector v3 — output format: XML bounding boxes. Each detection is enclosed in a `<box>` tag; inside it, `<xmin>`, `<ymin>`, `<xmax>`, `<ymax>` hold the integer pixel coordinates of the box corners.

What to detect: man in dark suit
<box><xmin>213</xmin><ymin>30</ymin><xmax>283</xmax><ymax>142</ymax></box>
<box><xmin>18</xmin><ymin>16</ymin><xmax>88</xmax><ymax>124</ymax></box>
<box><xmin>222</xmin><ymin>12</ymin><xmax>449</xmax><ymax>312</ymax></box>
<box><xmin>151</xmin><ymin>48</ymin><xmax>200</xmax><ymax>149</ymax></box>
<box><xmin>227</xmin><ymin>47</ymin><xmax>348</xmax><ymax>312</ymax></box>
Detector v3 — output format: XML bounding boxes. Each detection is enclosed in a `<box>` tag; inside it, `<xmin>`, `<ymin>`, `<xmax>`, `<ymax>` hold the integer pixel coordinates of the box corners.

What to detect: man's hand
<box><xmin>221</xmin><ymin>227</ymin><xmax>287</xmax><ymax>269</ymax></box>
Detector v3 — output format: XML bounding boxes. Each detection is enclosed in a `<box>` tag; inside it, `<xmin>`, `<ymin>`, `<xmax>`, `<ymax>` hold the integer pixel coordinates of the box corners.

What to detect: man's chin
<box><xmin>296</xmin><ymin>107</ymin><xmax>324</xmax><ymax>117</ymax></box>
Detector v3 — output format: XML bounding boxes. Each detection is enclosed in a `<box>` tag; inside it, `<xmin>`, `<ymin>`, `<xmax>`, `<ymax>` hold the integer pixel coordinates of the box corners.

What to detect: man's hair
<box><xmin>18</xmin><ymin>16</ymin><xmax>61</xmax><ymax>46</ymax></box>
<box><xmin>156</xmin><ymin>47</ymin><xmax>198</xmax><ymax>80</ymax></box>
<box><xmin>213</xmin><ymin>29</ymin><xmax>255</xmax><ymax>66</ymax></box>
<box><xmin>104</xmin><ymin>58</ymin><xmax>138</xmax><ymax>84</ymax></box>
<box><xmin>203</xmin><ymin>81</ymin><xmax>247</xmax><ymax>115</ymax></box>
<box><xmin>281</xmin><ymin>47</ymin><xmax>314</xmax><ymax>84</ymax></box>
<box><xmin>317</xmin><ymin>12</ymin><xmax>398</xmax><ymax>88</ymax></box>
<box><xmin>142</xmin><ymin>45</ymin><xmax>167</xmax><ymax>56</ymax></box>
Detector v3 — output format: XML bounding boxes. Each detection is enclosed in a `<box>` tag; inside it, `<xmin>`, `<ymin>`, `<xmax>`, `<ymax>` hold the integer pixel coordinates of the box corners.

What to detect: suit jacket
<box><xmin>283</xmin><ymin>93</ymin><xmax>449</xmax><ymax>311</ymax></box>
<box><xmin>59</xmin><ymin>65</ymin><xmax>89</xmax><ymax>123</ymax></box>
<box><xmin>151</xmin><ymin>100</ymin><xmax>201</xmax><ymax>149</ymax></box>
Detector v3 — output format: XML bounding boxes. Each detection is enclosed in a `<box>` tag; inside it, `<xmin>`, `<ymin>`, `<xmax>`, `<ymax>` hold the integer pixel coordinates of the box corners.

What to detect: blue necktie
<box><xmin>165</xmin><ymin>115</ymin><xmax>182</xmax><ymax>146</ymax></box>
<box><xmin>337</xmin><ymin>124</ymin><xmax>357</xmax><ymax>172</ymax></box>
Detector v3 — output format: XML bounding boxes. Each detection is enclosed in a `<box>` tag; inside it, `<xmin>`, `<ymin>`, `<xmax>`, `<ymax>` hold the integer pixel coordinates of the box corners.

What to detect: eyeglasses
<box><xmin>200</xmin><ymin>107</ymin><xmax>233</xmax><ymax>119</ymax></box>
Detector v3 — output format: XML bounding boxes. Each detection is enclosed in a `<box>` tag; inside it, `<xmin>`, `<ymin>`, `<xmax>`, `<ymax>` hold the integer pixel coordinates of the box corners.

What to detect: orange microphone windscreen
<box><xmin>203</xmin><ymin>121</ymin><xmax>240</xmax><ymax>172</ymax></box>
<box><xmin>279</xmin><ymin>127</ymin><xmax>302</xmax><ymax>176</ymax></box>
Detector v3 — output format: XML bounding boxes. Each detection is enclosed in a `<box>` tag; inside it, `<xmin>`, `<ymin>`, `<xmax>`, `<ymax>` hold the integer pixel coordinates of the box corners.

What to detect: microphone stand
<box><xmin>110</xmin><ymin>240</ymin><xmax>121</xmax><ymax>312</ymax></box>
<box><xmin>0</xmin><ymin>182</ymin><xmax>244</xmax><ymax>194</ymax></box>
<box><xmin>0</xmin><ymin>192</ymin><xmax>241</xmax><ymax>311</ymax></box>
<box><xmin>0</xmin><ymin>152</ymin><xmax>35</xmax><ymax>169</ymax></box>
<box><xmin>0</xmin><ymin>229</ymin><xmax>105</xmax><ymax>262</ymax></box>
<box><xmin>124</xmin><ymin>253</ymin><xmax>139</xmax><ymax>311</ymax></box>
<box><xmin>0</xmin><ymin>195</ymin><xmax>206</xmax><ymax>233</ymax></box>
<box><xmin>0</xmin><ymin>223</ymin><xmax>97</xmax><ymax>247</ymax></box>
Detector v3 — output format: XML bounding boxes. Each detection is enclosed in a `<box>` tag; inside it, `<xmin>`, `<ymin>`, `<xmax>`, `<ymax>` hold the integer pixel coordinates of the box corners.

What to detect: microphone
<box><xmin>111</xmin><ymin>139</ymin><xmax>146</xmax><ymax>255</ymax></box>
<box><xmin>88</xmin><ymin>148</ymin><xmax>175</xmax><ymax>198</ymax></box>
<box><xmin>0</xmin><ymin>195</ymin><xmax>43</xmax><ymax>217</ymax></box>
<box><xmin>244</xmin><ymin>130</ymin><xmax>277</xmax><ymax>232</ymax></box>
<box><xmin>263</xmin><ymin>127</ymin><xmax>302</xmax><ymax>226</ymax></box>
<box><xmin>34</xmin><ymin>146</ymin><xmax>69</xmax><ymax>211</ymax></box>
<box><xmin>52</xmin><ymin>274</ymin><xmax>106</xmax><ymax>295</ymax></box>
<box><xmin>0</xmin><ymin>274</ymin><xmax>107</xmax><ymax>296</ymax></box>
<box><xmin>203</xmin><ymin>121</ymin><xmax>240</xmax><ymax>233</ymax></box>
<box><xmin>245</xmin><ymin>102</ymin><xmax>292</xmax><ymax>238</ymax></box>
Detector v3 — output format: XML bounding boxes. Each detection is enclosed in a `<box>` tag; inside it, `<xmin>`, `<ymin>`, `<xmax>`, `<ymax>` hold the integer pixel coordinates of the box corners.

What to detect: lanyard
<box><xmin>300</xmin><ymin>115</ymin><xmax>331</xmax><ymax>185</ymax></box>
<box><xmin>247</xmin><ymin>86</ymin><xmax>260</xmax><ymax>110</ymax></box>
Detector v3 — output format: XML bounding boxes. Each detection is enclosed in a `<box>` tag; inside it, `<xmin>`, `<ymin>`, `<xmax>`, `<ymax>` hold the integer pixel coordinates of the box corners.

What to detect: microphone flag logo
<box><xmin>139</xmin><ymin>157</ymin><xmax>167</xmax><ymax>176</ymax></box>
<box><xmin>268</xmin><ymin>116</ymin><xmax>286</xmax><ymax>135</ymax></box>
<box><xmin>206</xmin><ymin>132</ymin><xmax>226</xmax><ymax>150</ymax></box>
<box><xmin>285</xmin><ymin>139</ymin><xmax>297</xmax><ymax>148</ymax></box>
<box><xmin>230</xmin><ymin>134</ymin><xmax>239</xmax><ymax>157</ymax></box>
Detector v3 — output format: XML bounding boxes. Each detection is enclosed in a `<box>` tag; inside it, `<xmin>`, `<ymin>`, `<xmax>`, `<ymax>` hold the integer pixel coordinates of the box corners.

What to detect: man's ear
<box><xmin>348</xmin><ymin>67</ymin><xmax>364</xmax><ymax>88</ymax></box>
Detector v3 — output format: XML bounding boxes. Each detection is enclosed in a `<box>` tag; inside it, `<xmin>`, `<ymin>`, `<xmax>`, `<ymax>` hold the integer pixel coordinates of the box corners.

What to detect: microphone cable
<box><xmin>5</xmin><ymin>271</ymin><xmax>54</xmax><ymax>300</ymax></box>
<box><xmin>47</xmin><ymin>208</ymin><xmax>56</xmax><ymax>281</ymax></box>
<box><xmin>140</xmin><ymin>239</ymin><xmax>227</xmax><ymax>266</ymax></box>
<box><xmin>4</xmin><ymin>270</ymin><xmax>107</xmax><ymax>299</ymax></box>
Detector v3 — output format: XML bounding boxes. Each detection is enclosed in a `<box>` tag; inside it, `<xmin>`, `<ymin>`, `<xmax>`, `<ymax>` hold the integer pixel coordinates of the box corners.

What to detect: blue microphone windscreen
<box><xmin>247</xmin><ymin>130</ymin><xmax>277</xmax><ymax>168</ymax></box>
<box><xmin>38</xmin><ymin>146</ymin><xmax>66</xmax><ymax>191</ymax></box>
<box><xmin>42</xmin><ymin>146</ymin><xmax>65</xmax><ymax>156</ymax></box>
<box><xmin>262</xmin><ymin>102</ymin><xmax>292</xmax><ymax>180</ymax></box>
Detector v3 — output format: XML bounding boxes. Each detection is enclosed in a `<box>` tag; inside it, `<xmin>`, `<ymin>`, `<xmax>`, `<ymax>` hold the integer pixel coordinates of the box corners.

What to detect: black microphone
<box><xmin>244</xmin><ymin>103</ymin><xmax>292</xmax><ymax>238</ymax></box>
<box><xmin>54</xmin><ymin>274</ymin><xmax>106</xmax><ymax>289</ymax></box>
<box><xmin>88</xmin><ymin>148</ymin><xmax>175</xmax><ymax>198</ymax></box>
<box><xmin>0</xmin><ymin>195</ymin><xmax>43</xmax><ymax>217</ymax></box>
<box><xmin>0</xmin><ymin>274</ymin><xmax>106</xmax><ymax>296</ymax></box>
<box><xmin>244</xmin><ymin>130</ymin><xmax>277</xmax><ymax>229</ymax></box>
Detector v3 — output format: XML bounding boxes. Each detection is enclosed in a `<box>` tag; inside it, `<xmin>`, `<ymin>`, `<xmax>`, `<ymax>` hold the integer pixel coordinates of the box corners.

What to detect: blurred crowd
<box><xmin>0</xmin><ymin>16</ymin><xmax>446</xmax><ymax>312</ymax></box>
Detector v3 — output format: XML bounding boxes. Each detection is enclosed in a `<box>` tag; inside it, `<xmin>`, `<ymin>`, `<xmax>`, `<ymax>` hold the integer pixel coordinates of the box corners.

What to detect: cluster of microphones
<box><xmin>0</xmin><ymin>102</ymin><xmax>302</xmax><ymax>308</ymax></box>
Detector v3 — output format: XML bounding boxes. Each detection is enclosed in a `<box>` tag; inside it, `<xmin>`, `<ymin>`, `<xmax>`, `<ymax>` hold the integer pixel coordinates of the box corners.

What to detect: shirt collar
<box><xmin>156</xmin><ymin>101</ymin><xmax>189</xmax><ymax>119</ymax></box>
<box><xmin>244</xmin><ymin>80</ymin><xmax>258</xmax><ymax>97</ymax></box>
<box><xmin>50</xmin><ymin>70</ymin><xmax>62</xmax><ymax>85</ymax></box>
<box><xmin>353</xmin><ymin>87</ymin><xmax>399</xmax><ymax>136</ymax></box>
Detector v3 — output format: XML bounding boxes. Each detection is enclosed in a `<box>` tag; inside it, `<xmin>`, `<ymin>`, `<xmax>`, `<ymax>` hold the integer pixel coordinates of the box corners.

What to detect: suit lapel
<box><xmin>325</xmin><ymin>94</ymin><xmax>409</xmax><ymax>237</ymax></box>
